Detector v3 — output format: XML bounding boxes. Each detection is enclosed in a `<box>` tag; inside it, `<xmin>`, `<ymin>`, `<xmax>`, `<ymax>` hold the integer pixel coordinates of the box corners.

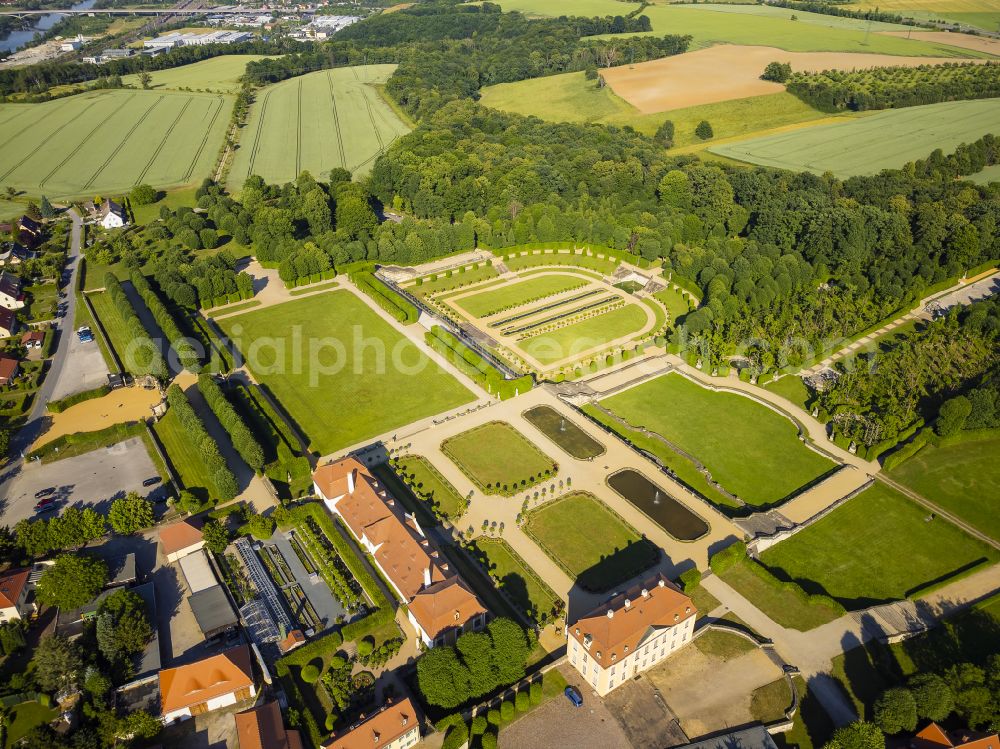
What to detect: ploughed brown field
<box><xmin>878</xmin><ymin>31</ymin><xmax>1000</xmax><ymax>55</ymax></box>
<box><xmin>601</xmin><ymin>44</ymin><xmax>992</xmax><ymax>113</ymax></box>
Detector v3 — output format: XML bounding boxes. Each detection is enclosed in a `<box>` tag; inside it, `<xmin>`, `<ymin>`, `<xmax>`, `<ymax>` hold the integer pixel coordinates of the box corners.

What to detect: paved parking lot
<box><xmin>0</xmin><ymin>437</ymin><xmax>161</xmax><ymax>526</ymax></box>
<box><xmin>49</xmin><ymin>328</ymin><xmax>110</xmax><ymax>401</ymax></box>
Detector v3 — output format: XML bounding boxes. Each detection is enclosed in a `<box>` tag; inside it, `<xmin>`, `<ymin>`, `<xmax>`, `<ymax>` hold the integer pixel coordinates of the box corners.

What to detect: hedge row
<box><xmin>46</xmin><ymin>385</ymin><xmax>109</xmax><ymax>413</ymax></box>
<box><xmin>165</xmin><ymin>384</ymin><xmax>238</xmax><ymax>501</ymax></box>
<box><xmin>350</xmin><ymin>271</ymin><xmax>418</xmax><ymax>323</ymax></box>
<box><xmin>129</xmin><ymin>270</ymin><xmax>200</xmax><ymax>370</ymax></box>
<box><xmin>103</xmin><ymin>274</ymin><xmax>168</xmax><ymax>379</ymax></box>
<box><xmin>487</xmin><ymin>241</ymin><xmax>647</xmax><ymax>268</ymax></box>
<box><xmin>426</xmin><ymin>326</ymin><xmax>532</xmax><ymax>400</ymax></box>
<box><xmin>197</xmin><ymin>374</ymin><xmax>265</xmax><ymax>473</ymax></box>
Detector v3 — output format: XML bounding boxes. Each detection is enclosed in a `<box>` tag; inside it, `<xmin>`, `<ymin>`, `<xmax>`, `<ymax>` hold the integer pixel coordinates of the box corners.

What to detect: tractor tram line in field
<box><xmin>245</xmin><ymin>86</ymin><xmax>272</xmax><ymax>178</ymax></box>
<box><xmin>326</xmin><ymin>69</ymin><xmax>348</xmax><ymax>168</ymax></box>
<box><xmin>84</xmin><ymin>95</ymin><xmax>166</xmax><ymax>192</ymax></box>
<box><xmin>135</xmin><ymin>97</ymin><xmax>194</xmax><ymax>187</ymax></box>
<box><xmin>182</xmin><ymin>96</ymin><xmax>227</xmax><ymax>183</ymax></box>
<box><xmin>0</xmin><ymin>98</ymin><xmax>103</xmax><ymax>183</ymax></box>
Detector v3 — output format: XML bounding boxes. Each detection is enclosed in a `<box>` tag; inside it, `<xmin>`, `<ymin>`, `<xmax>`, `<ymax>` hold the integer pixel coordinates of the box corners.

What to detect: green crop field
<box><xmin>228</xmin><ymin>64</ymin><xmax>410</xmax><ymax>186</ymax></box>
<box><xmin>520</xmin><ymin>304</ymin><xmax>651</xmax><ymax>366</ymax></box>
<box><xmin>456</xmin><ymin>274</ymin><xmax>588</xmax><ymax>318</ymax></box>
<box><xmin>523</xmin><ymin>491</ymin><xmax>660</xmax><ymax>592</ymax></box>
<box><xmin>888</xmin><ymin>431</ymin><xmax>1000</xmax><ymax>540</ymax></box>
<box><xmin>442</xmin><ymin>421</ymin><xmax>557</xmax><ymax>494</ymax></box>
<box><xmin>599</xmin><ymin>373</ymin><xmax>833</xmax><ymax>506</ymax></box>
<box><xmin>0</xmin><ymin>199</ymin><xmax>25</xmax><ymax>220</ymax></box>
<box><xmin>218</xmin><ymin>291</ymin><xmax>473</xmax><ymax>455</ymax></box>
<box><xmin>480</xmin><ymin>76</ymin><xmax>848</xmax><ymax>147</ymax></box>
<box><xmin>710</xmin><ymin>98</ymin><xmax>1000</xmax><ymax>177</ymax></box>
<box><xmin>760</xmin><ymin>482</ymin><xmax>999</xmax><ymax>606</ymax></box>
<box><xmin>0</xmin><ymin>89</ymin><xmax>231</xmax><ymax>199</ymax></box>
<box><xmin>494</xmin><ymin>0</ymin><xmax>983</xmax><ymax>55</ymax></box>
<box><xmin>122</xmin><ymin>55</ymin><xmax>274</xmax><ymax>94</ymax></box>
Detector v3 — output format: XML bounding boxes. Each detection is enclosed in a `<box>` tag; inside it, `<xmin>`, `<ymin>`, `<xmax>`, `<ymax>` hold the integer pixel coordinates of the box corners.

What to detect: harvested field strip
<box><xmin>85</xmin><ymin>95</ymin><xmax>164</xmax><ymax>190</ymax></box>
<box><xmin>40</xmin><ymin>93</ymin><xmax>136</xmax><ymax>188</ymax></box>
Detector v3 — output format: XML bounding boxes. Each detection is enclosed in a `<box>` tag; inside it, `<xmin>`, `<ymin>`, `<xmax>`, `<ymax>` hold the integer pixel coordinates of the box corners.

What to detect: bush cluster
<box><xmin>426</xmin><ymin>326</ymin><xmax>532</xmax><ymax>400</ymax></box>
<box><xmin>129</xmin><ymin>270</ymin><xmax>200</xmax><ymax>370</ymax></box>
<box><xmin>165</xmin><ymin>384</ymin><xmax>238</xmax><ymax>501</ymax></box>
<box><xmin>351</xmin><ymin>269</ymin><xmax>418</xmax><ymax>323</ymax></box>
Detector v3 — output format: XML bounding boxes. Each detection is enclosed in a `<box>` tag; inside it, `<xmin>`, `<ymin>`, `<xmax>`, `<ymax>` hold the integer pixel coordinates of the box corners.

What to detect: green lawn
<box><xmin>441</xmin><ymin>421</ymin><xmax>556</xmax><ymax>495</ymax></box>
<box><xmin>410</xmin><ymin>263</ymin><xmax>498</xmax><ymax>297</ymax></box>
<box><xmin>760</xmin><ymin>482</ymin><xmax>999</xmax><ymax>607</ymax></box>
<box><xmin>455</xmin><ymin>274</ymin><xmax>588</xmax><ymax>318</ymax></box>
<box><xmin>968</xmin><ymin>163</ymin><xmax>1000</xmax><ymax>185</ymax></box>
<box><xmin>5</xmin><ymin>700</ymin><xmax>58</xmax><ymax>747</ymax></box>
<box><xmin>711</xmin><ymin>99</ymin><xmax>1000</xmax><ymax>178</ymax></box>
<box><xmin>473</xmin><ymin>537</ymin><xmax>562</xmax><ymax>625</ymax></box>
<box><xmin>130</xmin><ymin>185</ymin><xmax>199</xmax><ymax>225</ymax></box>
<box><xmin>505</xmin><ymin>249</ymin><xmax>619</xmax><ymax>275</ymax></box>
<box><xmin>888</xmin><ymin>431</ymin><xmax>1000</xmax><ymax>541</ymax></box>
<box><xmin>524</xmin><ymin>491</ymin><xmax>660</xmax><ymax>592</ymax></box>
<box><xmin>218</xmin><ymin>291</ymin><xmax>473</xmax><ymax>455</ymax></box>
<box><xmin>600</xmin><ymin>373</ymin><xmax>833</xmax><ymax>506</ymax></box>
<box><xmin>521</xmin><ymin>303</ymin><xmax>650</xmax><ymax>366</ymax></box>
<box><xmin>393</xmin><ymin>453</ymin><xmax>467</xmax><ymax>519</ymax></box>
<box><xmin>763</xmin><ymin>375</ymin><xmax>813</xmax><ymax>412</ymax></box>
<box><xmin>153</xmin><ymin>399</ymin><xmax>225</xmax><ymax>500</ymax></box>
<box><xmin>122</xmin><ymin>55</ymin><xmax>273</xmax><ymax>94</ymax></box>
<box><xmin>23</xmin><ymin>282</ymin><xmax>57</xmax><ymax>322</ymax></box>
<box><xmin>751</xmin><ymin>678</ymin><xmax>794</xmax><ymax>724</ymax></box>
<box><xmin>694</xmin><ymin>629</ymin><xmax>757</xmax><ymax>659</ymax></box>
<box><xmin>87</xmin><ymin>290</ymin><xmax>131</xmax><ymax>365</ymax></box>
<box><xmin>654</xmin><ymin>286</ymin><xmax>692</xmax><ymax>324</ymax></box>
<box><xmin>0</xmin><ymin>198</ymin><xmax>25</xmax><ymax>221</ymax></box>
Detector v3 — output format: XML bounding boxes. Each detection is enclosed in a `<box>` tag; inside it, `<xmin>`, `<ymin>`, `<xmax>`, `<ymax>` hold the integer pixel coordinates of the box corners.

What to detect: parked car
<box><xmin>142</xmin><ymin>476</ymin><xmax>161</xmax><ymax>487</ymax></box>
<box><xmin>34</xmin><ymin>487</ymin><xmax>55</xmax><ymax>499</ymax></box>
<box><xmin>34</xmin><ymin>498</ymin><xmax>56</xmax><ymax>513</ymax></box>
<box><xmin>564</xmin><ymin>686</ymin><xmax>583</xmax><ymax>708</ymax></box>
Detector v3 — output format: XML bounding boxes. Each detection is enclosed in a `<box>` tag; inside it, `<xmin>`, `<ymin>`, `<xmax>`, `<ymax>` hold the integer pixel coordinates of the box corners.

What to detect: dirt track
<box><xmin>602</xmin><ymin>44</ymin><xmax>990</xmax><ymax>113</ymax></box>
<box><xmin>878</xmin><ymin>31</ymin><xmax>1000</xmax><ymax>55</ymax></box>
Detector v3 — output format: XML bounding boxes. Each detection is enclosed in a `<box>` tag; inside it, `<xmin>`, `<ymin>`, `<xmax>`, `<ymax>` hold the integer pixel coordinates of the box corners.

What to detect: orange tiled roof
<box><xmin>0</xmin><ymin>356</ymin><xmax>19</xmax><ymax>381</ymax></box>
<box><xmin>159</xmin><ymin>518</ymin><xmax>204</xmax><ymax>556</ymax></box>
<box><xmin>235</xmin><ymin>700</ymin><xmax>303</xmax><ymax>749</ymax></box>
<box><xmin>569</xmin><ymin>572</ymin><xmax>696</xmax><ymax>669</ymax></box>
<box><xmin>408</xmin><ymin>577</ymin><xmax>487</xmax><ymax>642</ymax></box>
<box><xmin>158</xmin><ymin>645</ymin><xmax>253</xmax><ymax>715</ymax></box>
<box><xmin>914</xmin><ymin>723</ymin><xmax>1000</xmax><ymax>749</ymax></box>
<box><xmin>0</xmin><ymin>568</ymin><xmax>30</xmax><ymax>609</ymax></box>
<box><xmin>20</xmin><ymin>331</ymin><xmax>43</xmax><ymax>344</ymax></box>
<box><xmin>323</xmin><ymin>697</ymin><xmax>418</xmax><ymax>749</ymax></box>
<box><xmin>278</xmin><ymin>629</ymin><xmax>306</xmax><ymax>654</ymax></box>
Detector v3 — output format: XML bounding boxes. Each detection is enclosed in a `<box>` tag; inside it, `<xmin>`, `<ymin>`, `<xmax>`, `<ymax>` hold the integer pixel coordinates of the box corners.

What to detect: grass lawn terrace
<box><xmin>599</xmin><ymin>373</ymin><xmax>833</xmax><ymax>506</ymax></box>
<box><xmin>524</xmin><ymin>491</ymin><xmax>660</xmax><ymax>592</ymax></box>
<box><xmin>218</xmin><ymin>291</ymin><xmax>473</xmax><ymax>455</ymax></box>
<box><xmin>473</xmin><ymin>537</ymin><xmax>562</xmax><ymax>625</ymax></box>
<box><xmin>392</xmin><ymin>453</ymin><xmax>466</xmax><ymax>519</ymax></box>
<box><xmin>441</xmin><ymin>421</ymin><xmax>556</xmax><ymax>495</ymax></box>
<box><xmin>521</xmin><ymin>303</ymin><xmax>650</xmax><ymax>366</ymax></box>
<box><xmin>759</xmin><ymin>482</ymin><xmax>999</xmax><ymax>607</ymax></box>
<box><xmin>455</xmin><ymin>273</ymin><xmax>588</xmax><ymax>318</ymax></box>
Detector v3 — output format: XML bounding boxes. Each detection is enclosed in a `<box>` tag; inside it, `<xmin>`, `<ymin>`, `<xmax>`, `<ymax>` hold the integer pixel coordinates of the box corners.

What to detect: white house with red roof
<box><xmin>0</xmin><ymin>568</ymin><xmax>35</xmax><ymax>623</ymax></box>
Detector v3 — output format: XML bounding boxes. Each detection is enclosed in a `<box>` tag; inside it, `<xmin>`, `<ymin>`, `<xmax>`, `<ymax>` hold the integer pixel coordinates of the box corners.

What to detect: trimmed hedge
<box><xmin>47</xmin><ymin>385</ymin><xmax>109</xmax><ymax>413</ymax></box>
<box><xmin>350</xmin><ymin>270</ymin><xmax>418</xmax><ymax>323</ymax></box>
<box><xmin>198</xmin><ymin>374</ymin><xmax>265</xmax><ymax>473</ymax></box>
<box><xmin>103</xmin><ymin>274</ymin><xmax>168</xmax><ymax>379</ymax></box>
<box><xmin>426</xmin><ymin>326</ymin><xmax>532</xmax><ymax>400</ymax></box>
<box><xmin>129</xmin><ymin>270</ymin><xmax>200</xmax><ymax>370</ymax></box>
<box><xmin>165</xmin><ymin>384</ymin><xmax>238</xmax><ymax>501</ymax></box>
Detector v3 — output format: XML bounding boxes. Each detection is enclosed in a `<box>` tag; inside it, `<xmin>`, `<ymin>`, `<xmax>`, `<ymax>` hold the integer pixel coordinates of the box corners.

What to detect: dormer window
<box><xmin>685</xmin><ymin>606</ymin><xmax>691</xmax><ymax>613</ymax></box>
<box><xmin>624</xmin><ymin>645</ymin><xmax>629</xmax><ymax>653</ymax></box>
<box><xmin>596</xmin><ymin>651</ymin><xmax>601</xmax><ymax>659</ymax></box>
<box><xmin>401</xmin><ymin>715</ymin><xmax>408</xmax><ymax>726</ymax></box>
<box><xmin>674</xmin><ymin>613</ymin><xmax>679</xmax><ymax>621</ymax></box>
<box><xmin>611</xmin><ymin>653</ymin><xmax>617</xmax><ymax>662</ymax></box>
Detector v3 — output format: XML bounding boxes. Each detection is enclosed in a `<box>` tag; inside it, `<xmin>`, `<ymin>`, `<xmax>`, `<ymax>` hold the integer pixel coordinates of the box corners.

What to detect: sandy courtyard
<box><xmin>33</xmin><ymin>387</ymin><xmax>163</xmax><ymax>449</ymax></box>
<box><xmin>602</xmin><ymin>44</ymin><xmax>990</xmax><ymax>113</ymax></box>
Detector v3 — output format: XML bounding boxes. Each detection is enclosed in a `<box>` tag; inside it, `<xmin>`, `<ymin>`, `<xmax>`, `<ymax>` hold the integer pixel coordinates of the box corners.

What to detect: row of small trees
<box><xmin>165</xmin><ymin>384</ymin><xmax>238</xmax><ymax>501</ymax></box>
<box><xmin>103</xmin><ymin>273</ymin><xmax>168</xmax><ymax>379</ymax></box>
<box><xmin>129</xmin><ymin>270</ymin><xmax>200</xmax><ymax>370</ymax></box>
<box><xmin>197</xmin><ymin>374</ymin><xmax>265</xmax><ymax>473</ymax></box>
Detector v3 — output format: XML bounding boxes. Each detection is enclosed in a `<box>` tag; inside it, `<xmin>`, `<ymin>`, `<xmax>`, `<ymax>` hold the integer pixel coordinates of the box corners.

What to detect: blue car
<box><xmin>564</xmin><ymin>686</ymin><xmax>583</xmax><ymax>708</ymax></box>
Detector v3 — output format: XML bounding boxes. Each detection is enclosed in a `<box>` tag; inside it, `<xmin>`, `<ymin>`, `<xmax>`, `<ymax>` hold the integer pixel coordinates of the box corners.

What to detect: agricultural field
<box><xmin>441</xmin><ymin>421</ymin><xmax>557</xmax><ymax>494</ymax></box>
<box><xmin>217</xmin><ymin>291</ymin><xmax>473</xmax><ymax>456</ymax></box>
<box><xmin>888</xmin><ymin>431</ymin><xmax>1000</xmax><ymax>540</ymax></box>
<box><xmin>0</xmin><ymin>199</ymin><xmax>25</xmax><ymax>221</ymax></box>
<box><xmin>523</xmin><ymin>491</ymin><xmax>660</xmax><ymax>592</ymax></box>
<box><xmin>710</xmin><ymin>98</ymin><xmax>1000</xmax><ymax>177</ymax></box>
<box><xmin>495</xmin><ymin>0</ymin><xmax>986</xmax><ymax>55</ymax></box>
<box><xmin>0</xmin><ymin>88</ymin><xmax>231</xmax><ymax>198</ymax></box>
<box><xmin>429</xmin><ymin>263</ymin><xmax>665</xmax><ymax>373</ymax></box>
<box><xmin>599</xmin><ymin>373</ymin><xmax>834</xmax><ymax>506</ymax></box>
<box><xmin>122</xmin><ymin>55</ymin><xmax>274</xmax><ymax>94</ymax></box>
<box><xmin>878</xmin><ymin>30</ymin><xmax>1000</xmax><ymax>54</ymax></box>
<box><xmin>228</xmin><ymin>64</ymin><xmax>410</xmax><ymax>186</ymax></box>
<box><xmin>760</xmin><ymin>483</ymin><xmax>999</xmax><ymax>607</ymax></box>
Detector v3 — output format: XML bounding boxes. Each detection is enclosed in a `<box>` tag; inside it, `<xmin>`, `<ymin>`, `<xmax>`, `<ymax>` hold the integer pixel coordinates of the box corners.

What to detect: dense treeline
<box><xmin>103</xmin><ymin>273</ymin><xmax>168</xmax><ymax>379</ymax></box>
<box><xmin>165</xmin><ymin>384</ymin><xmax>238</xmax><ymax>501</ymax></box>
<box><xmin>787</xmin><ymin>62</ymin><xmax>1000</xmax><ymax>111</ymax></box>
<box><xmin>818</xmin><ymin>297</ymin><xmax>1000</xmax><ymax>445</ymax></box>
<box><xmin>129</xmin><ymin>270</ymin><xmax>199</xmax><ymax>370</ymax></box>
<box><xmin>197</xmin><ymin>374</ymin><xmax>265</xmax><ymax>473</ymax></box>
<box><xmin>14</xmin><ymin>506</ymin><xmax>107</xmax><ymax>559</ymax></box>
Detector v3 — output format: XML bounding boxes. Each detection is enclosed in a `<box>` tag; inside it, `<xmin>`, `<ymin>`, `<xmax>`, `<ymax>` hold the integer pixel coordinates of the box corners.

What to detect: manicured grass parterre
<box><xmin>710</xmin><ymin>98</ymin><xmax>1000</xmax><ymax>178</ymax></box>
<box><xmin>888</xmin><ymin>431</ymin><xmax>1000</xmax><ymax>541</ymax></box>
<box><xmin>759</xmin><ymin>482</ymin><xmax>999</xmax><ymax>607</ymax></box>
<box><xmin>122</xmin><ymin>55</ymin><xmax>274</xmax><ymax>93</ymax></box>
<box><xmin>600</xmin><ymin>373</ymin><xmax>833</xmax><ymax>506</ymax></box>
<box><xmin>524</xmin><ymin>491</ymin><xmax>660</xmax><ymax>592</ymax></box>
<box><xmin>218</xmin><ymin>291</ymin><xmax>473</xmax><ymax>455</ymax></box>
<box><xmin>472</xmin><ymin>537</ymin><xmax>562</xmax><ymax>625</ymax></box>
<box><xmin>153</xmin><ymin>405</ymin><xmax>223</xmax><ymax>499</ymax></box>
<box><xmin>228</xmin><ymin>64</ymin><xmax>410</xmax><ymax>185</ymax></box>
<box><xmin>763</xmin><ymin>375</ymin><xmax>814</xmax><ymax>412</ymax></box>
<box><xmin>87</xmin><ymin>290</ymin><xmax>131</xmax><ymax>365</ymax></box>
<box><xmin>654</xmin><ymin>286</ymin><xmax>692</xmax><ymax>323</ymax></box>
<box><xmin>456</xmin><ymin>274</ymin><xmax>588</xmax><ymax>318</ymax></box>
<box><xmin>441</xmin><ymin>421</ymin><xmax>557</xmax><ymax>495</ymax></box>
<box><xmin>521</xmin><ymin>303</ymin><xmax>650</xmax><ymax>366</ymax></box>
<box><xmin>0</xmin><ymin>89</ymin><xmax>231</xmax><ymax>198</ymax></box>
<box><xmin>392</xmin><ymin>453</ymin><xmax>467</xmax><ymax>519</ymax></box>
<box><xmin>409</xmin><ymin>263</ymin><xmax>498</xmax><ymax>297</ymax></box>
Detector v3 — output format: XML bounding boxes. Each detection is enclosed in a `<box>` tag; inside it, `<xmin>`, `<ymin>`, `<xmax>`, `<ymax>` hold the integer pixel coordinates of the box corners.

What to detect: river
<box><xmin>0</xmin><ymin>0</ymin><xmax>98</xmax><ymax>55</ymax></box>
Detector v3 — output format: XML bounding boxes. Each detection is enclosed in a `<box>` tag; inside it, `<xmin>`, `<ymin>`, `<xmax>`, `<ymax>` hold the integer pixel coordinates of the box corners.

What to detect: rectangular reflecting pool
<box><xmin>523</xmin><ymin>405</ymin><xmax>606</xmax><ymax>460</ymax></box>
<box><xmin>608</xmin><ymin>469</ymin><xmax>710</xmax><ymax>541</ymax></box>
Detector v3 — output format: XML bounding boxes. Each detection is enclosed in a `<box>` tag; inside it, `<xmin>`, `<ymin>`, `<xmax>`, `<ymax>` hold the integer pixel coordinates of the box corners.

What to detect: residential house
<box><xmin>159</xmin><ymin>518</ymin><xmax>205</xmax><ymax>563</ymax></box>
<box><xmin>235</xmin><ymin>700</ymin><xmax>303</xmax><ymax>749</ymax></box>
<box><xmin>22</xmin><ymin>330</ymin><xmax>44</xmax><ymax>349</ymax></box>
<box><xmin>0</xmin><ymin>242</ymin><xmax>36</xmax><ymax>267</ymax></box>
<box><xmin>0</xmin><ymin>354</ymin><xmax>20</xmax><ymax>386</ymax></box>
<box><xmin>99</xmin><ymin>200</ymin><xmax>128</xmax><ymax>229</ymax></box>
<box><xmin>313</xmin><ymin>457</ymin><xmax>488</xmax><ymax>648</ymax></box>
<box><xmin>159</xmin><ymin>644</ymin><xmax>256</xmax><ymax>723</ymax></box>
<box><xmin>16</xmin><ymin>216</ymin><xmax>41</xmax><ymax>248</ymax></box>
<box><xmin>322</xmin><ymin>697</ymin><xmax>420</xmax><ymax>749</ymax></box>
<box><xmin>0</xmin><ymin>307</ymin><xmax>17</xmax><ymax>338</ymax></box>
<box><xmin>0</xmin><ymin>568</ymin><xmax>34</xmax><ymax>623</ymax></box>
<box><xmin>567</xmin><ymin>572</ymin><xmax>697</xmax><ymax>696</ymax></box>
<box><xmin>912</xmin><ymin>722</ymin><xmax>999</xmax><ymax>749</ymax></box>
<box><xmin>0</xmin><ymin>271</ymin><xmax>25</xmax><ymax>310</ymax></box>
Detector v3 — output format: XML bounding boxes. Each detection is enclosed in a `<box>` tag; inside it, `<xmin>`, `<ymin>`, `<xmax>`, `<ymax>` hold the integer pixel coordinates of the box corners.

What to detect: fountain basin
<box><xmin>523</xmin><ymin>405</ymin><xmax>606</xmax><ymax>460</ymax></box>
<box><xmin>607</xmin><ymin>469</ymin><xmax>709</xmax><ymax>541</ymax></box>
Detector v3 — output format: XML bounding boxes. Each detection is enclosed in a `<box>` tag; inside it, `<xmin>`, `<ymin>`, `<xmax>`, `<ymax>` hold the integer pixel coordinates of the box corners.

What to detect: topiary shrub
<box><xmin>529</xmin><ymin>681</ymin><xmax>542</xmax><ymax>705</ymax></box>
<box><xmin>481</xmin><ymin>731</ymin><xmax>498</xmax><ymax>749</ymax></box>
<box><xmin>500</xmin><ymin>699</ymin><xmax>514</xmax><ymax>722</ymax></box>
<box><xmin>516</xmin><ymin>690</ymin><xmax>529</xmax><ymax>712</ymax></box>
<box><xmin>325</xmin><ymin>714</ymin><xmax>337</xmax><ymax>731</ymax></box>
<box><xmin>487</xmin><ymin>709</ymin><xmax>501</xmax><ymax>726</ymax></box>
<box><xmin>300</xmin><ymin>663</ymin><xmax>321</xmax><ymax>683</ymax></box>
<box><xmin>471</xmin><ymin>715</ymin><xmax>487</xmax><ymax>735</ymax></box>
<box><xmin>356</xmin><ymin>636</ymin><xmax>374</xmax><ymax>657</ymax></box>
